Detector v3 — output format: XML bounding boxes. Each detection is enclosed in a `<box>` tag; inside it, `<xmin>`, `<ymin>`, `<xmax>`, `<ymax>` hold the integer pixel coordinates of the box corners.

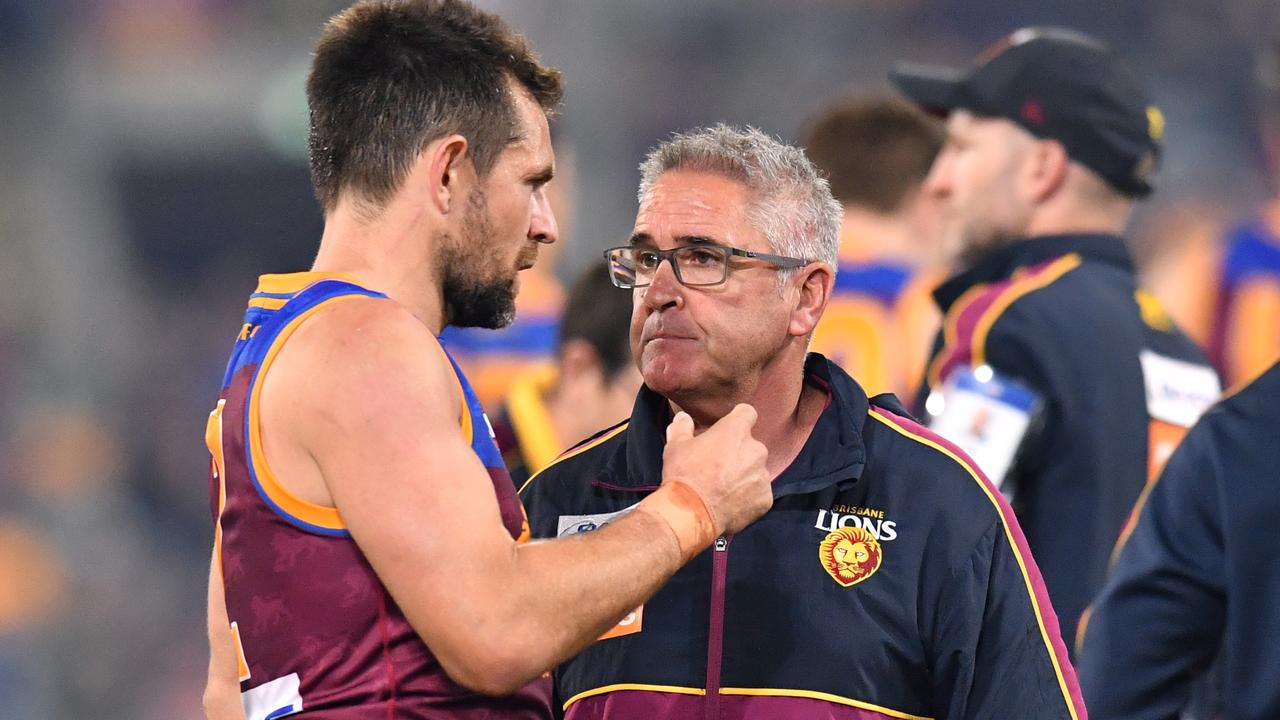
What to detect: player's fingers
<box><xmin>719</xmin><ymin>403</ymin><xmax>759</xmax><ymax>433</ymax></box>
<box><xmin>666</xmin><ymin>410</ymin><xmax>694</xmax><ymax>444</ymax></box>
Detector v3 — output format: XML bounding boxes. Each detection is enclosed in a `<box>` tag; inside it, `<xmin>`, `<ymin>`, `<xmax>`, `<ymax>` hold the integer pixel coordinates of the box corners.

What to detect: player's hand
<box><xmin>662</xmin><ymin>404</ymin><xmax>772</xmax><ymax>536</ymax></box>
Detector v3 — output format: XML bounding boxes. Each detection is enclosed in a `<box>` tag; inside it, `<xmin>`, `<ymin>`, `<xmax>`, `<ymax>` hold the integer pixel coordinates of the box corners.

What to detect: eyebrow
<box><xmin>627</xmin><ymin>233</ymin><xmax>721</xmax><ymax>247</ymax></box>
<box><xmin>527</xmin><ymin>165</ymin><xmax>555</xmax><ymax>185</ymax></box>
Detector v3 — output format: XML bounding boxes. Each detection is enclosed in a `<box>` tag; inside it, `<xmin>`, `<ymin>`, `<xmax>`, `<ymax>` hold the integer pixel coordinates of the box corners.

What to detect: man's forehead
<box><xmin>639</xmin><ymin>171</ymin><xmax>750</xmax><ymax>213</ymax></box>
<box><xmin>634</xmin><ymin>171</ymin><xmax>758</xmax><ymax>245</ymax></box>
<box><xmin>507</xmin><ymin>84</ymin><xmax>554</xmax><ymax>150</ymax></box>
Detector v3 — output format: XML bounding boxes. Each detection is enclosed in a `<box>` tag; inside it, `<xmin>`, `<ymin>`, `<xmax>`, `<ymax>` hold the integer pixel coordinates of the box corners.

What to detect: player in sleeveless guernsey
<box><xmin>202</xmin><ymin>3</ymin><xmax>773</xmax><ymax>718</ymax></box>
<box><xmin>210</xmin><ymin>275</ymin><xmax>548</xmax><ymax>717</ymax></box>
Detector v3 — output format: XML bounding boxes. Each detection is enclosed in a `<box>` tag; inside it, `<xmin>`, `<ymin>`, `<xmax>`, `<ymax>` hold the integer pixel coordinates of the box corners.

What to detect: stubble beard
<box><xmin>956</xmin><ymin>217</ymin><xmax>1023</xmax><ymax>269</ymax></box>
<box><xmin>440</xmin><ymin>187</ymin><xmax>519</xmax><ymax>330</ymax></box>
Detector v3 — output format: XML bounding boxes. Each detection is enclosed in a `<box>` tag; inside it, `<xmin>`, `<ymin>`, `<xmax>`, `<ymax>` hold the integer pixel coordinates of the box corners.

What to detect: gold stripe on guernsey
<box><xmin>925</xmin><ymin>284</ymin><xmax>988</xmax><ymax>390</ymax></box>
<box><xmin>561</xmin><ymin>684</ymin><xmax>932</xmax><ymax>719</ymax></box>
<box><xmin>867</xmin><ymin>410</ymin><xmax>1081</xmax><ymax>720</ymax></box>
<box><xmin>563</xmin><ymin>683</ymin><xmax>704</xmax><ymax>711</ymax></box>
<box><xmin>248</xmin><ymin>295</ymin><xmax>374</xmax><ymax>531</ymax></box>
<box><xmin>256</xmin><ymin>271</ymin><xmax>366</xmax><ymax>294</ymax></box>
<box><xmin>720</xmin><ymin>688</ymin><xmax>932</xmax><ymax>720</ymax></box>
<box><xmin>517</xmin><ymin>422</ymin><xmax>630</xmax><ymax>495</ymax></box>
<box><xmin>207</xmin><ymin>399</ymin><xmax>228</xmax><ymax>574</ymax></box>
<box><xmin>247</xmin><ymin>296</ymin><xmax>289</xmax><ymax>310</ymax></box>
<box><xmin>971</xmin><ymin>254</ymin><xmax>1082</xmax><ymax>368</ymax></box>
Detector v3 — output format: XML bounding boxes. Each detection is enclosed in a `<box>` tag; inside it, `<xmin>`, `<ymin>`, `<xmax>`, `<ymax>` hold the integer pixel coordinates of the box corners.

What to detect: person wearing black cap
<box><xmin>1205</xmin><ymin>36</ymin><xmax>1280</xmax><ymax>390</ymax></box>
<box><xmin>892</xmin><ymin>27</ymin><xmax>1222</xmax><ymax>652</ymax></box>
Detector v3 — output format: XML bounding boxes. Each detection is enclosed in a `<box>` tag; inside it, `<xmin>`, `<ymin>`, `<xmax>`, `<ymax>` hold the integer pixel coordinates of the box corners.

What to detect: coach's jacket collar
<box><xmin>615</xmin><ymin>353</ymin><xmax>868</xmax><ymax>498</ymax></box>
<box><xmin>933</xmin><ymin>232</ymin><xmax>1135</xmax><ymax>311</ymax></box>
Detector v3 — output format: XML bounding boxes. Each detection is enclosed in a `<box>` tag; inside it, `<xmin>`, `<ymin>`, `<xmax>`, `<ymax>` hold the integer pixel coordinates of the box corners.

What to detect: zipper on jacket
<box><xmin>705</xmin><ymin>534</ymin><xmax>730</xmax><ymax>720</ymax></box>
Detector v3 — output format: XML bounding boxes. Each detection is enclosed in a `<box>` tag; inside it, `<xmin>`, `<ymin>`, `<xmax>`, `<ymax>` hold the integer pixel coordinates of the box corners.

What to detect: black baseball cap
<box><xmin>890</xmin><ymin>27</ymin><xmax>1162</xmax><ymax>198</ymax></box>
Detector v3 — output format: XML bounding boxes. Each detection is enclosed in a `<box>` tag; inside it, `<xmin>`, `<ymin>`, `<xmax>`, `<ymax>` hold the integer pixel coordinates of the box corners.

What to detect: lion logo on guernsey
<box><xmin>819</xmin><ymin>526</ymin><xmax>882</xmax><ymax>587</ymax></box>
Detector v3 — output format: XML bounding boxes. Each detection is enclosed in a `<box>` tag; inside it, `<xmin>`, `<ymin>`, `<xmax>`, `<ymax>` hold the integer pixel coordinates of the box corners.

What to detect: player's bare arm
<box><xmin>204</xmin><ymin>548</ymin><xmax>245</xmax><ymax>720</ymax></box>
<box><xmin>258</xmin><ymin>297</ymin><xmax>771</xmax><ymax>695</ymax></box>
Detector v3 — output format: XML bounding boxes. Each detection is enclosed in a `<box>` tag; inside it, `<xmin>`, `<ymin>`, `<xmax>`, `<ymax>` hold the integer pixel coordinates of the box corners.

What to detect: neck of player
<box><xmin>311</xmin><ymin>192</ymin><xmax>450</xmax><ymax>334</ymax></box>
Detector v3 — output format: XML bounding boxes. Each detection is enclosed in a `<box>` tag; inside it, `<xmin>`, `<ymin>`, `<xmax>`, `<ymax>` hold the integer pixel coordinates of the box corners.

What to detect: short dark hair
<box><xmin>803</xmin><ymin>95</ymin><xmax>943</xmax><ymax>214</ymax></box>
<box><xmin>306</xmin><ymin>0</ymin><xmax>563</xmax><ymax>213</ymax></box>
<box><xmin>559</xmin><ymin>261</ymin><xmax>634</xmax><ymax>380</ymax></box>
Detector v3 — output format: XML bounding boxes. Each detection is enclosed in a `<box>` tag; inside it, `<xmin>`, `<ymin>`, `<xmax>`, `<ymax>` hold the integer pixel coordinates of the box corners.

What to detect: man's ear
<box><xmin>421</xmin><ymin>134</ymin><xmax>472</xmax><ymax>215</ymax></box>
<box><xmin>789</xmin><ymin>262</ymin><xmax>835</xmax><ymax>338</ymax></box>
<box><xmin>1024</xmin><ymin>139</ymin><xmax>1070</xmax><ymax>203</ymax></box>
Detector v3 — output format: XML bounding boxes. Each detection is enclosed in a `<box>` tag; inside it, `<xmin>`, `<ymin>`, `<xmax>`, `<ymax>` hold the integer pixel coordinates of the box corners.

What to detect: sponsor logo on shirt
<box><xmin>818</xmin><ymin>526</ymin><xmax>882</xmax><ymax>587</ymax></box>
<box><xmin>1138</xmin><ymin>349</ymin><xmax>1221</xmax><ymax>427</ymax></box>
<box><xmin>556</xmin><ymin>506</ymin><xmax>635</xmax><ymax>537</ymax></box>
<box><xmin>558</xmin><ymin>506</ymin><xmax>644</xmax><ymax>639</ymax></box>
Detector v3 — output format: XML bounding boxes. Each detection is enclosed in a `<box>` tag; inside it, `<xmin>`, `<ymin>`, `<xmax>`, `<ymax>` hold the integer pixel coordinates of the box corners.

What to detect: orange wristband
<box><xmin>640</xmin><ymin>480</ymin><xmax>717</xmax><ymax>563</ymax></box>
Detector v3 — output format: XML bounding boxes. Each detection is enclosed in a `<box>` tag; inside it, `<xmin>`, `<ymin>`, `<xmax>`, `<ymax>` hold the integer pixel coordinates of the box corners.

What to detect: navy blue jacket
<box><xmin>916</xmin><ymin>234</ymin><xmax>1219</xmax><ymax>649</ymax></box>
<box><xmin>521</xmin><ymin>354</ymin><xmax>1087</xmax><ymax>720</ymax></box>
<box><xmin>1077</xmin><ymin>360</ymin><xmax>1280</xmax><ymax>719</ymax></box>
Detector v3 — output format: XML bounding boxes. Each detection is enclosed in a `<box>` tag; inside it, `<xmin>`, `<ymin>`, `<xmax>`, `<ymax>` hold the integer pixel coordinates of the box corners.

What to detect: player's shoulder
<box><xmin>293</xmin><ymin>291</ymin><xmax>418</xmax><ymax>342</ymax></box>
<box><xmin>272</xmin><ymin>294</ymin><xmax>461</xmax><ymax>422</ymax></box>
<box><xmin>296</xmin><ymin>295</ymin><xmax>448</xmax><ymax>368</ymax></box>
<box><xmin>945</xmin><ymin>252</ymin><xmax>1089</xmax><ymax>354</ymax></box>
<box><xmin>991</xmin><ymin>252</ymin><xmax>1109</xmax><ymax>321</ymax></box>
<box><xmin>979</xmin><ymin>251</ymin><xmax>1140</xmax><ymax>367</ymax></box>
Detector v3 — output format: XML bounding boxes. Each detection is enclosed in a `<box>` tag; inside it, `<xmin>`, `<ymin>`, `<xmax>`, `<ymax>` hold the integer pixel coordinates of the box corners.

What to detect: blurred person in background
<box><xmin>802</xmin><ymin>94</ymin><xmax>945</xmax><ymax>399</ymax></box>
<box><xmin>1207</xmin><ymin>36</ymin><xmax>1280</xmax><ymax>390</ymax></box>
<box><xmin>203</xmin><ymin>1</ymin><xmax>772</xmax><ymax>718</ymax></box>
<box><xmin>491</xmin><ymin>259</ymin><xmax>642</xmax><ymax>487</ymax></box>
<box><xmin>0</xmin><ymin>514</ymin><xmax>67</xmax><ymax>718</ymax></box>
<box><xmin>440</xmin><ymin>131</ymin><xmax>577</xmax><ymax>409</ymax></box>
<box><xmin>1077</xmin><ymin>359</ymin><xmax>1280</xmax><ymax>719</ymax></box>
<box><xmin>4</xmin><ymin>404</ymin><xmax>193</xmax><ymax>719</ymax></box>
<box><xmin>521</xmin><ymin>125</ymin><xmax>1087</xmax><ymax>720</ymax></box>
<box><xmin>894</xmin><ymin>27</ymin><xmax>1222</xmax><ymax>651</ymax></box>
<box><xmin>1126</xmin><ymin>199</ymin><xmax>1228</xmax><ymax>355</ymax></box>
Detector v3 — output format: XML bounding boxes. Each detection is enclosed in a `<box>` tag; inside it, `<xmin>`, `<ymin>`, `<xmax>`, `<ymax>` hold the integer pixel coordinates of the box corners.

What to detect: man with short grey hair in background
<box><xmin>520</xmin><ymin>124</ymin><xmax>1088</xmax><ymax>720</ymax></box>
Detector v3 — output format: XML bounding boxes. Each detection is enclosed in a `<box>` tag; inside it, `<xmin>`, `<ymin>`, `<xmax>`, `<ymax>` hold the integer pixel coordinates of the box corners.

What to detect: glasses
<box><xmin>603</xmin><ymin>244</ymin><xmax>810</xmax><ymax>289</ymax></box>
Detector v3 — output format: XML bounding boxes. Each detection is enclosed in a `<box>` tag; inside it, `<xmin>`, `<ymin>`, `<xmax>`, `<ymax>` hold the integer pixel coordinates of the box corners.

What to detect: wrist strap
<box><xmin>640</xmin><ymin>480</ymin><xmax>717</xmax><ymax>563</ymax></box>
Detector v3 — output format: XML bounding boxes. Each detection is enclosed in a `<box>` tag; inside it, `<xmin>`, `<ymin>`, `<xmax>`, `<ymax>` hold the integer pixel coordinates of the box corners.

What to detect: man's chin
<box><xmin>444</xmin><ymin>283</ymin><xmax>517</xmax><ymax>329</ymax></box>
<box><xmin>640</xmin><ymin>355</ymin><xmax>701</xmax><ymax>397</ymax></box>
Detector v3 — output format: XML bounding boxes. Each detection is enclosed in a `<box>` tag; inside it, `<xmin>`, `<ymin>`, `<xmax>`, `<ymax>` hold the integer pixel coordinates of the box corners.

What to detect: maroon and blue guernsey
<box><xmin>206</xmin><ymin>272</ymin><xmax>551</xmax><ymax>719</ymax></box>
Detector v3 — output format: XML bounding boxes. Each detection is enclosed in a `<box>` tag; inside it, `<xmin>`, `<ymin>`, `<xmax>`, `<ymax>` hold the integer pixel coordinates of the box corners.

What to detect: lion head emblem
<box><xmin>818</xmin><ymin>526</ymin><xmax>882</xmax><ymax>587</ymax></box>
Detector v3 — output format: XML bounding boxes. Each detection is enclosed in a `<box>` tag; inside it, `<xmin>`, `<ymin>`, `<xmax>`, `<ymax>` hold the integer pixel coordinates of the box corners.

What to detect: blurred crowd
<box><xmin>1</xmin><ymin>0</ymin><xmax>1278</xmax><ymax>717</ymax></box>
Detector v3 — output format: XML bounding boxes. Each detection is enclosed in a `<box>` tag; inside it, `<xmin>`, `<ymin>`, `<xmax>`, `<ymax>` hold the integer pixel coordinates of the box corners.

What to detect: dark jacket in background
<box><xmin>1077</xmin><ymin>360</ymin><xmax>1280</xmax><ymax>719</ymax></box>
<box><xmin>916</xmin><ymin>233</ymin><xmax>1220</xmax><ymax>649</ymax></box>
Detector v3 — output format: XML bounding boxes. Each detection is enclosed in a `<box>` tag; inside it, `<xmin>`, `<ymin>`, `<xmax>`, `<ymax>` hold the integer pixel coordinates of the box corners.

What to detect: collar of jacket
<box><xmin>609</xmin><ymin>353</ymin><xmax>870</xmax><ymax>499</ymax></box>
<box><xmin>933</xmin><ymin>232</ymin><xmax>1135</xmax><ymax>312</ymax></box>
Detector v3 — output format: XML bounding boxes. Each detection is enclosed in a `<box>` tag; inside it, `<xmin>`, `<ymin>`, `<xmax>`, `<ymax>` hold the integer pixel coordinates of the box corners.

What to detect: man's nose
<box><xmin>530</xmin><ymin>188</ymin><xmax>558</xmax><ymax>245</ymax></box>
<box><xmin>641</xmin><ymin>257</ymin><xmax>684</xmax><ymax>310</ymax></box>
<box><xmin>923</xmin><ymin>151</ymin><xmax>953</xmax><ymax>199</ymax></box>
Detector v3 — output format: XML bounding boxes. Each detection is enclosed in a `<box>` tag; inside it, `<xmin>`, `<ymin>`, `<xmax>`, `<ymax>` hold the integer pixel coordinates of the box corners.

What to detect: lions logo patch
<box><xmin>819</xmin><ymin>526</ymin><xmax>882</xmax><ymax>587</ymax></box>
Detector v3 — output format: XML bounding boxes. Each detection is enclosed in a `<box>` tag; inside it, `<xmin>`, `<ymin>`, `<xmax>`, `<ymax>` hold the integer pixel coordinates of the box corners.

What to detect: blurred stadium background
<box><xmin>0</xmin><ymin>1</ymin><xmax>1275</xmax><ymax>717</ymax></box>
